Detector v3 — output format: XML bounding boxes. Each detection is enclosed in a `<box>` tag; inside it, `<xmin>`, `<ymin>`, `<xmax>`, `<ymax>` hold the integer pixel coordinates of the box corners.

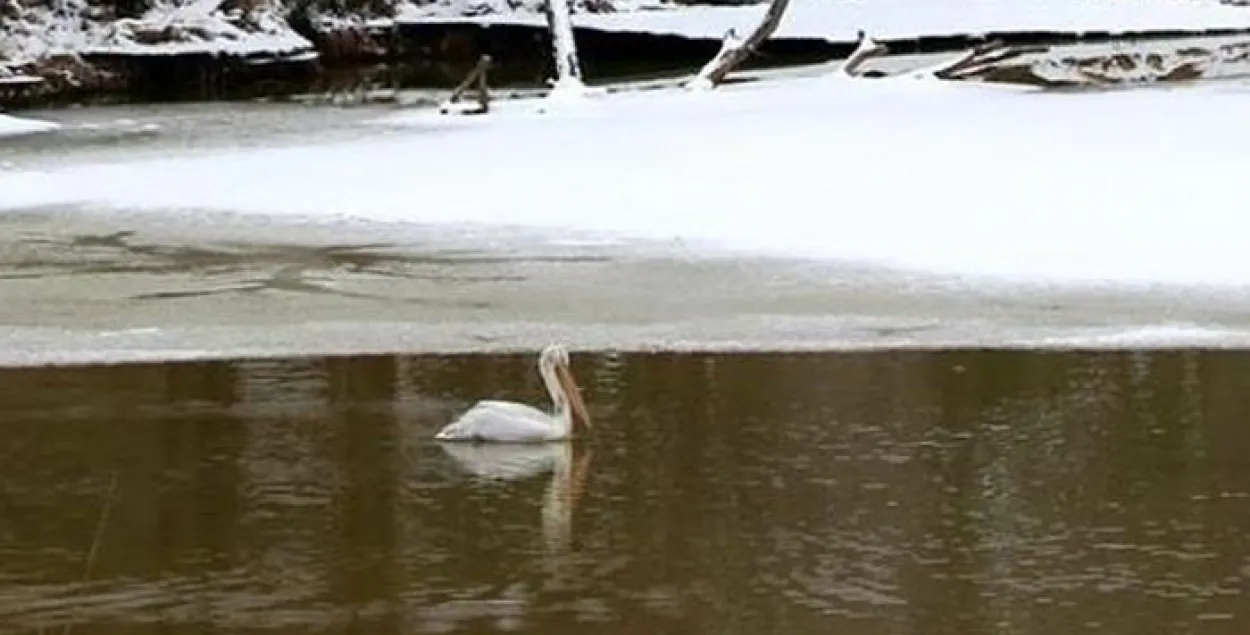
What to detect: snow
<box><xmin>0</xmin><ymin>0</ymin><xmax>101</xmax><ymax>63</ymax></box>
<box><xmin>395</xmin><ymin>0</ymin><xmax>1250</xmax><ymax>41</ymax></box>
<box><xmin>85</xmin><ymin>2</ymin><xmax>314</xmax><ymax>58</ymax></box>
<box><xmin>3</xmin><ymin>74</ymin><xmax>1250</xmax><ymax>290</ymax></box>
<box><xmin>0</xmin><ymin>113</ymin><xmax>60</xmax><ymax>139</ymax></box>
<box><xmin>0</xmin><ymin>0</ymin><xmax>313</xmax><ymax>66</ymax></box>
<box><xmin>0</xmin><ymin>63</ymin><xmax>44</xmax><ymax>85</ymax></box>
<box><xmin>395</xmin><ymin>0</ymin><xmax>677</xmax><ymax>20</ymax></box>
<box><xmin>0</xmin><ymin>75</ymin><xmax>44</xmax><ymax>85</ymax></box>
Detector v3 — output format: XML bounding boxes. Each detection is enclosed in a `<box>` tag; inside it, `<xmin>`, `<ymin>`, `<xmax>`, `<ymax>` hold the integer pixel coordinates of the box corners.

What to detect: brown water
<box><xmin>0</xmin><ymin>350</ymin><xmax>1247</xmax><ymax>634</ymax></box>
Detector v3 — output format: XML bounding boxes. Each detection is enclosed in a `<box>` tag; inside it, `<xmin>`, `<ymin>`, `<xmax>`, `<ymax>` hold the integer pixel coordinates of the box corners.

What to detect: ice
<box><xmin>2</xmin><ymin>73</ymin><xmax>1249</xmax><ymax>291</ymax></box>
<box><xmin>0</xmin><ymin>113</ymin><xmax>60</xmax><ymax>139</ymax></box>
<box><xmin>4</xmin><ymin>319</ymin><xmax>1250</xmax><ymax>368</ymax></box>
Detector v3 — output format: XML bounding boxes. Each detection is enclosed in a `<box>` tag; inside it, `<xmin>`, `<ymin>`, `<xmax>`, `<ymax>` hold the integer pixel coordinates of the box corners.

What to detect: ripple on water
<box><xmin>1</xmin><ymin>350</ymin><xmax>1249</xmax><ymax>633</ymax></box>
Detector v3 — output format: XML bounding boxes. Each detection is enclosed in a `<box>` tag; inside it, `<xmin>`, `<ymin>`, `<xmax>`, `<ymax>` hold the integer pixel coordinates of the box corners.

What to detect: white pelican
<box><xmin>434</xmin><ymin>343</ymin><xmax>592</xmax><ymax>442</ymax></box>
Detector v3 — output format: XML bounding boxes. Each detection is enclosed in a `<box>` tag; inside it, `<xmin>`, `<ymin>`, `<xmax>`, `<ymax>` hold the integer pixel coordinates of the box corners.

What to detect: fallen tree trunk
<box><xmin>687</xmin><ymin>0</ymin><xmax>792</xmax><ymax>89</ymax></box>
<box><xmin>1028</xmin><ymin>39</ymin><xmax>1250</xmax><ymax>86</ymax></box>
<box><xmin>544</xmin><ymin>0</ymin><xmax>588</xmax><ymax>93</ymax></box>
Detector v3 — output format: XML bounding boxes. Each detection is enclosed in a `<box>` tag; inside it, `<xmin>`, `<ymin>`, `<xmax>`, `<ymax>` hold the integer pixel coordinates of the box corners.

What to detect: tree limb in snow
<box><xmin>440</xmin><ymin>54</ymin><xmax>493</xmax><ymax>115</ymax></box>
<box><xmin>915</xmin><ymin>39</ymin><xmax>1050</xmax><ymax>80</ymax></box>
<box><xmin>687</xmin><ymin>0</ymin><xmax>792</xmax><ymax>89</ymax></box>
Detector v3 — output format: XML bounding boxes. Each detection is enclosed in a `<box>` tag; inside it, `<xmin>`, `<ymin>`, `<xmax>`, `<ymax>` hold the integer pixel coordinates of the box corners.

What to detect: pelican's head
<box><xmin>540</xmin><ymin>343</ymin><xmax>571</xmax><ymax>369</ymax></box>
<box><xmin>539</xmin><ymin>343</ymin><xmax>593</xmax><ymax>433</ymax></box>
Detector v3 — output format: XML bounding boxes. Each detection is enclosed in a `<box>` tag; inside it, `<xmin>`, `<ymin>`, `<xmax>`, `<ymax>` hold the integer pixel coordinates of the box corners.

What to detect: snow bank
<box><xmin>395</xmin><ymin>0</ymin><xmax>1250</xmax><ymax>41</ymax></box>
<box><xmin>0</xmin><ymin>0</ymin><xmax>313</xmax><ymax>66</ymax></box>
<box><xmin>0</xmin><ymin>112</ymin><xmax>59</xmax><ymax>138</ymax></box>
<box><xmin>86</xmin><ymin>1</ymin><xmax>314</xmax><ymax>57</ymax></box>
<box><xmin>3</xmin><ymin>75</ymin><xmax>1250</xmax><ymax>290</ymax></box>
<box><xmin>0</xmin><ymin>0</ymin><xmax>103</xmax><ymax>63</ymax></box>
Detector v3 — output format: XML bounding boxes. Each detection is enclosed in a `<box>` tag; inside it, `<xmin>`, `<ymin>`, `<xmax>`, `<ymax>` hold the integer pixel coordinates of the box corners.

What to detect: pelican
<box><xmin>434</xmin><ymin>343</ymin><xmax>592</xmax><ymax>442</ymax></box>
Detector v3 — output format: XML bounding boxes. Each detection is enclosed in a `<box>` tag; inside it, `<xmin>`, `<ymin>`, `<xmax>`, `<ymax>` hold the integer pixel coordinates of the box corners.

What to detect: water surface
<box><xmin>0</xmin><ymin>350</ymin><xmax>1246</xmax><ymax>634</ymax></box>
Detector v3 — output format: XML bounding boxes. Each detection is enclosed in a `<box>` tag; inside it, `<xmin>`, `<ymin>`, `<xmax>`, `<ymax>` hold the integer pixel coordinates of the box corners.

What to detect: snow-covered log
<box><xmin>439</xmin><ymin>54</ymin><xmax>493</xmax><ymax>115</ymax></box>
<box><xmin>1029</xmin><ymin>39</ymin><xmax>1250</xmax><ymax>86</ymax></box>
<box><xmin>686</xmin><ymin>0</ymin><xmax>792</xmax><ymax>89</ymax></box>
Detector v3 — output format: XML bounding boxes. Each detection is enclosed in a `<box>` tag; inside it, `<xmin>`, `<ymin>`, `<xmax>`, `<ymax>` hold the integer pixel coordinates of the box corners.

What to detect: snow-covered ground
<box><xmin>395</xmin><ymin>0</ymin><xmax>1250</xmax><ymax>41</ymax></box>
<box><xmin>5</xmin><ymin>65</ymin><xmax>1250</xmax><ymax>361</ymax></box>
<box><xmin>0</xmin><ymin>112</ymin><xmax>60</xmax><ymax>138</ymax></box>
<box><xmin>4</xmin><ymin>73</ymin><xmax>1250</xmax><ymax>289</ymax></box>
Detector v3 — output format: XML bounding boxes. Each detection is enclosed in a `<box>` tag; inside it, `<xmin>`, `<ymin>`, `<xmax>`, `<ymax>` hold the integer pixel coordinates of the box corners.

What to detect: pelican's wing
<box><xmin>435</xmin><ymin>400</ymin><xmax>558</xmax><ymax>442</ymax></box>
<box><xmin>439</xmin><ymin>443</ymin><xmax>564</xmax><ymax>481</ymax></box>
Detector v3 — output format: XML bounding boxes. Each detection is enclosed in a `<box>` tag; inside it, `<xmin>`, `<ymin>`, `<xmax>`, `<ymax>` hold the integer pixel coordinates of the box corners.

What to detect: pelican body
<box><xmin>435</xmin><ymin>344</ymin><xmax>592</xmax><ymax>443</ymax></box>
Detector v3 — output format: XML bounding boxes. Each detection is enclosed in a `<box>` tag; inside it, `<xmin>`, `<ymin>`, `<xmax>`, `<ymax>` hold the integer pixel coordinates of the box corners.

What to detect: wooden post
<box><xmin>439</xmin><ymin>54</ymin><xmax>493</xmax><ymax>115</ymax></box>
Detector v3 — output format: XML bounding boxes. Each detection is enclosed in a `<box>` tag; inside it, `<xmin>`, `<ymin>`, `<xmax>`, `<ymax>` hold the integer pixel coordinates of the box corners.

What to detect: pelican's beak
<box><xmin>555</xmin><ymin>361</ymin><xmax>593</xmax><ymax>433</ymax></box>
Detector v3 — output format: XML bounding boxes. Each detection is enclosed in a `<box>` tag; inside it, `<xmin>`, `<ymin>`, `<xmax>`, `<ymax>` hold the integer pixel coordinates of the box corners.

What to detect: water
<box><xmin>0</xmin><ymin>349</ymin><xmax>1247</xmax><ymax>634</ymax></box>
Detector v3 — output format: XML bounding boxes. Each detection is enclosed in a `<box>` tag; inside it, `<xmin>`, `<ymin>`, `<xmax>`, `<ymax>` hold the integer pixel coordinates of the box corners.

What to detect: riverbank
<box><xmin>2</xmin><ymin>0</ymin><xmax>1250</xmax><ymax>110</ymax></box>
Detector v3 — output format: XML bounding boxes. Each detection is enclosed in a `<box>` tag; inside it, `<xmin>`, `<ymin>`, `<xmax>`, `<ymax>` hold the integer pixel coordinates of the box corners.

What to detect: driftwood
<box><xmin>1032</xmin><ymin>39</ymin><xmax>1250</xmax><ymax>86</ymax></box>
<box><xmin>439</xmin><ymin>54</ymin><xmax>493</xmax><ymax>115</ymax></box>
<box><xmin>925</xmin><ymin>40</ymin><xmax>1050</xmax><ymax>80</ymax></box>
<box><xmin>687</xmin><ymin>0</ymin><xmax>792</xmax><ymax>89</ymax></box>
<box><xmin>840</xmin><ymin>31</ymin><xmax>1050</xmax><ymax>82</ymax></box>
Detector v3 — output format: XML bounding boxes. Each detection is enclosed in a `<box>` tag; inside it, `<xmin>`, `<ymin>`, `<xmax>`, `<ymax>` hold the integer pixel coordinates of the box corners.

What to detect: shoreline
<box><xmin>6</xmin><ymin>319</ymin><xmax>1250</xmax><ymax>369</ymax></box>
<box><xmin>3</xmin><ymin>0</ymin><xmax>1250</xmax><ymax>111</ymax></box>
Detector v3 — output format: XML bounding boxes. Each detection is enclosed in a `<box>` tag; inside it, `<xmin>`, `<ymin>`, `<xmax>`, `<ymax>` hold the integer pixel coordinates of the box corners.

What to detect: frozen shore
<box><xmin>394</xmin><ymin>0</ymin><xmax>1250</xmax><ymax>41</ymax></box>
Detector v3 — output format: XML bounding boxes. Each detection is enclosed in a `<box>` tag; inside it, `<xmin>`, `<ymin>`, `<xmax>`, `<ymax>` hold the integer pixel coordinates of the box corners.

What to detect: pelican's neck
<box><xmin>539</xmin><ymin>357</ymin><xmax>574</xmax><ymax>436</ymax></box>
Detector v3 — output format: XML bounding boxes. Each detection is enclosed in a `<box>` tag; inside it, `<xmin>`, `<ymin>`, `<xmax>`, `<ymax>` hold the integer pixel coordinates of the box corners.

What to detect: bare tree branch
<box><xmin>837</xmin><ymin>30</ymin><xmax>889</xmax><ymax>77</ymax></box>
<box><xmin>687</xmin><ymin>0</ymin><xmax>792</xmax><ymax>89</ymax></box>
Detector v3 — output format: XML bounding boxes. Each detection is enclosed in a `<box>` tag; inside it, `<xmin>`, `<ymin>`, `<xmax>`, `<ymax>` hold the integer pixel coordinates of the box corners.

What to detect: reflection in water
<box><xmin>0</xmin><ymin>351</ymin><xmax>1247</xmax><ymax>635</ymax></box>
<box><xmin>433</xmin><ymin>443</ymin><xmax>594</xmax><ymax>629</ymax></box>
